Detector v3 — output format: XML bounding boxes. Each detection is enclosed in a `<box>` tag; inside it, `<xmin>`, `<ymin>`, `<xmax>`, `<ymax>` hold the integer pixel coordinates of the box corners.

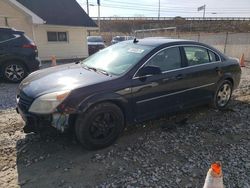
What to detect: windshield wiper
<box><xmin>82</xmin><ymin>65</ymin><xmax>97</xmax><ymax>72</ymax></box>
<box><xmin>96</xmin><ymin>69</ymin><xmax>111</xmax><ymax>76</ymax></box>
<box><xmin>82</xmin><ymin>65</ymin><xmax>111</xmax><ymax>76</ymax></box>
<box><xmin>88</xmin><ymin>67</ymin><xmax>97</xmax><ymax>72</ymax></box>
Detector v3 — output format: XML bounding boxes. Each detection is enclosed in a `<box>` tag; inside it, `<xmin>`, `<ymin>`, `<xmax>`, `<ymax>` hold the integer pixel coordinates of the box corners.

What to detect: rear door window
<box><xmin>184</xmin><ymin>46</ymin><xmax>210</xmax><ymax>66</ymax></box>
<box><xmin>208</xmin><ymin>50</ymin><xmax>220</xmax><ymax>62</ymax></box>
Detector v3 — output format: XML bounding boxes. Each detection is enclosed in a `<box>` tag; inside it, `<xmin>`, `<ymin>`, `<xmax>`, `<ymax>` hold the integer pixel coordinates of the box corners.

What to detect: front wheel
<box><xmin>75</xmin><ymin>102</ymin><xmax>124</xmax><ymax>150</ymax></box>
<box><xmin>3</xmin><ymin>61</ymin><xmax>27</xmax><ymax>83</ymax></box>
<box><xmin>212</xmin><ymin>80</ymin><xmax>233</xmax><ymax>109</ymax></box>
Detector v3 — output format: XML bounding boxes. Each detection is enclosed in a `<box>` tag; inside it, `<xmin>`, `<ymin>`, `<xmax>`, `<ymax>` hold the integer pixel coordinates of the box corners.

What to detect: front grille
<box><xmin>17</xmin><ymin>91</ymin><xmax>34</xmax><ymax>112</ymax></box>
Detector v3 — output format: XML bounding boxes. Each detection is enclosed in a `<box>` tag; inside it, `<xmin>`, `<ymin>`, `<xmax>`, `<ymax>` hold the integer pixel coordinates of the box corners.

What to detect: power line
<box><xmin>104</xmin><ymin>0</ymin><xmax>200</xmax><ymax>8</ymax></box>
<box><xmin>101</xmin><ymin>4</ymin><xmax>250</xmax><ymax>13</ymax></box>
<box><xmin>103</xmin><ymin>0</ymin><xmax>250</xmax><ymax>10</ymax></box>
<box><xmin>82</xmin><ymin>2</ymin><xmax>250</xmax><ymax>12</ymax></box>
<box><xmin>79</xmin><ymin>1</ymin><xmax>250</xmax><ymax>15</ymax></box>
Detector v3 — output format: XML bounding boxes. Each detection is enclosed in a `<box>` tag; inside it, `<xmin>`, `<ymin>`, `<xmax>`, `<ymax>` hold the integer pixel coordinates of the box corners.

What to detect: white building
<box><xmin>0</xmin><ymin>0</ymin><xmax>97</xmax><ymax>60</ymax></box>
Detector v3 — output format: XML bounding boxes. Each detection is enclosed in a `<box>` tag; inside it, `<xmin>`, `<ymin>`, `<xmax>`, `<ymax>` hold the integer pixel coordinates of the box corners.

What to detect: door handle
<box><xmin>215</xmin><ymin>67</ymin><xmax>223</xmax><ymax>75</ymax></box>
<box><xmin>163</xmin><ymin>78</ymin><xmax>170</xmax><ymax>82</ymax></box>
<box><xmin>215</xmin><ymin>67</ymin><xmax>221</xmax><ymax>72</ymax></box>
<box><xmin>175</xmin><ymin>74</ymin><xmax>184</xmax><ymax>80</ymax></box>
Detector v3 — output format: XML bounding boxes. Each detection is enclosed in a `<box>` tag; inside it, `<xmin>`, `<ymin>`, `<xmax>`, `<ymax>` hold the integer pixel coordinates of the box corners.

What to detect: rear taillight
<box><xmin>22</xmin><ymin>43</ymin><xmax>37</xmax><ymax>50</ymax></box>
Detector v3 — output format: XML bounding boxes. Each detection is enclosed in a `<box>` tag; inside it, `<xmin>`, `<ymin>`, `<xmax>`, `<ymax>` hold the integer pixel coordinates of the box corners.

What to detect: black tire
<box><xmin>3</xmin><ymin>61</ymin><xmax>27</xmax><ymax>83</ymax></box>
<box><xmin>75</xmin><ymin>102</ymin><xmax>124</xmax><ymax>150</ymax></box>
<box><xmin>212</xmin><ymin>80</ymin><xmax>233</xmax><ymax>109</ymax></box>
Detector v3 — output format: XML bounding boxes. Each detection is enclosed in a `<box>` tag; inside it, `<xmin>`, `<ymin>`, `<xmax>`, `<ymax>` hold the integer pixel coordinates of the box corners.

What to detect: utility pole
<box><xmin>158</xmin><ymin>0</ymin><xmax>160</xmax><ymax>20</ymax></box>
<box><xmin>4</xmin><ymin>17</ymin><xmax>9</xmax><ymax>27</ymax></box>
<box><xmin>97</xmin><ymin>0</ymin><xmax>101</xmax><ymax>34</ymax></box>
<box><xmin>86</xmin><ymin>0</ymin><xmax>90</xmax><ymax>36</ymax></box>
<box><xmin>86</xmin><ymin>0</ymin><xmax>89</xmax><ymax>15</ymax></box>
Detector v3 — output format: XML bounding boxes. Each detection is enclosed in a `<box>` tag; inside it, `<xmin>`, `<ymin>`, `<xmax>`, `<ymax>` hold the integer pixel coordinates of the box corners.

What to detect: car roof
<box><xmin>122</xmin><ymin>37</ymin><xmax>226</xmax><ymax>58</ymax></box>
<box><xmin>132</xmin><ymin>37</ymin><xmax>193</xmax><ymax>47</ymax></box>
<box><xmin>113</xmin><ymin>35</ymin><xmax>133</xmax><ymax>37</ymax></box>
<box><xmin>87</xmin><ymin>36</ymin><xmax>103</xmax><ymax>38</ymax></box>
<box><xmin>0</xmin><ymin>27</ymin><xmax>14</xmax><ymax>32</ymax></box>
<box><xmin>126</xmin><ymin>37</ymin><xmax>226</xmax><ymax>59</ymax></box>
<box><xmin>0</xmin><ymin>27</ymin><xmax>24</xmax><ymax>34</ymax></box>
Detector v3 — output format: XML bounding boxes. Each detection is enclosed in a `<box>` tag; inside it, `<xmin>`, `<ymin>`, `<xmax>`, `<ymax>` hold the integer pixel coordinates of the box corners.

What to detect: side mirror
<box><xmin>137</xmin><ymin>65</ymin><xmax>161</xmax><ymax>77</ymax></box>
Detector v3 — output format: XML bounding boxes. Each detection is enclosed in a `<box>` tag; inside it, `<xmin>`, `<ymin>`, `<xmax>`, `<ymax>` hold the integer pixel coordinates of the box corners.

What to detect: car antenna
<box><xmin>133</xmin><ymin>38</ymin><xmax>139</xmax><ymax>43</ymax></box>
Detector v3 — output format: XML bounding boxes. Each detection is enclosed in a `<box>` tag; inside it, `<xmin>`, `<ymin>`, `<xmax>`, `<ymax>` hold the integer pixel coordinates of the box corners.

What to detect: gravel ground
<box><xmin>0</xmin><ymin>64</ymin><xmax>250</xmax><ymax>188</ymax></box>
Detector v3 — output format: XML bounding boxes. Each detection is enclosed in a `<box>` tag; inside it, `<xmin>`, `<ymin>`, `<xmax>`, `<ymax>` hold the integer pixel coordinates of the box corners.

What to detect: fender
<box><xmin>219</xmin><ymin>59</ymin><xmax>241</xmax><ymax>89</ymax></box>
<box><xmin>0</xmin><ymin>54</ymin><xmax>27</xmax><ymax>64</ymax></box>
<box><xmin>77</xmin><ymin>92</ymin><xmax>133</xmax><ymax>123</ymax></box>
<box><xmin>217</xmin><ymin>72</ymin><xmax>235</xmax><ymax>88</ymax></box>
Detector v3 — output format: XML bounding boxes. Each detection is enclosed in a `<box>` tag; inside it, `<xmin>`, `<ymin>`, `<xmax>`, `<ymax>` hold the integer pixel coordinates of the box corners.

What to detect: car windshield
<box><xmin>81</xmin><ymin>42</ymin><xmax>153</xmax><ymax>76</ymax></box>
<box><xmin>87</xmin><ymin>36</ymin><xmax>104</xmax><ymax>42</ymax></box>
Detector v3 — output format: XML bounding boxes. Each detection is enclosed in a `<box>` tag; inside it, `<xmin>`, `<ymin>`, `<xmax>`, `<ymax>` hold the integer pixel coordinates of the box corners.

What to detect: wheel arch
<box><xmin>217</xmin><ymin>73</ymin><xmax>234</xmax><ymax>88</ymax></box>
<box><xmin>76</xmin><ymin>93</ymin><xmax>131</xmax><ymax>125</ymax></box>
<box><xmin>74</xmin><ymin>98</ymin><xmax>126</xmax><ymax>150</ymax></box>
<box><xmin>0</xmin><ymin>57</ymin><xmax>29</xmax><ymax>73</ymax></box>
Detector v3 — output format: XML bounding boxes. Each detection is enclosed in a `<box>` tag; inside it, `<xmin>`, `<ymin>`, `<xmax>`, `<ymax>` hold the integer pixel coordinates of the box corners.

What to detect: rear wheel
<box><xmin>3</xmin><ymin>61</ymin><xmax>27</xmax><ymax>83</ymax></box>
<box><xmin>212</xmin><ymin>80</ymin><xmax>233</xmax><ymax>109</ymax></box>
<box><xmin>75</xmin><ymin>102</ymin><xmax>124</xmax><ymax>150</ymax></box>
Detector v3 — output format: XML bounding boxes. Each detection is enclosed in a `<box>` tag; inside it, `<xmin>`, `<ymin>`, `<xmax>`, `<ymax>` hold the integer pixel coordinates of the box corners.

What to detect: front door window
<box><xmin>145</xmin><ymin>47</ymin><xmax>182</xmax><ymax>72</ymax></box>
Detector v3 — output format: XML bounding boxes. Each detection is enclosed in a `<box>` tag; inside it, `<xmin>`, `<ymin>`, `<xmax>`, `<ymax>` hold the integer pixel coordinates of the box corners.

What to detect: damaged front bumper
<box><xmin>16</xmin><ymin>107</ymin><xmax>70</xmax><ymax>133</ymax></box>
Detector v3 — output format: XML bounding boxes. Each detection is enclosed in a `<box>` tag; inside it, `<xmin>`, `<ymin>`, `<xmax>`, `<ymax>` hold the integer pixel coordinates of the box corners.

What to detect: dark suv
<box><xmin>87</xmin><ymin>36</ymin><xmax>105</xmax><ymax>55</ymax></box>
<box><xmin>0</xmin><ymin>28</ymin><xmax>41</xmax><ymax>82</ymax></box>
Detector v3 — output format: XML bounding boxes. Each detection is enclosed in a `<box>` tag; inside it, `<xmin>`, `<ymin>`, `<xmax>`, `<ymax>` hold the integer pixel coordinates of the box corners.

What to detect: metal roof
<box><xmin>17</xmin><ymin>0</ymin><xmax>97</xmax><ymax>27</ymax></box>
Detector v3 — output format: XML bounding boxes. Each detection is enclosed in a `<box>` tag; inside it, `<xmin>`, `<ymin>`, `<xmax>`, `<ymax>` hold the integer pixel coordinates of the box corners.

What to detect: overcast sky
<box><xmin>76</xmin><ymin>0</ymin><xmax>250</xmax><ymax>17</ymax></box>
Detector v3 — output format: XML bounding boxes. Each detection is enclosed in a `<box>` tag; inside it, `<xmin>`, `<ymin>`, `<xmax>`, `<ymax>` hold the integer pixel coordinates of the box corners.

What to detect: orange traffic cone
<box><xmin>239</xmin><ymin>53</ymin><xmax>245</xmax><ymax>67</ymax></box>
<box><xmin>203</xmin><ymin>161</ymin><xmax>224</xmax><ymax>188</ymax></box>
<box><xmin>51</xmin><ymin>55</ymin><xmax>57</xmax><ymax>66</ymax></box>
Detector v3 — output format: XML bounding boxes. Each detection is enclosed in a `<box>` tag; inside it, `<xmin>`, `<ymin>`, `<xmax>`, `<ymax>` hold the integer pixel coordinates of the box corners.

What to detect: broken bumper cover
<box><xmin>16</xmin><ymin>106</ymin><xmax>52</xmax><ymax>133</ymax></box>
<box><xmin>16</xmin><ymin>107</ymin><xmax>69</xmax><ymax>133</ymax></box>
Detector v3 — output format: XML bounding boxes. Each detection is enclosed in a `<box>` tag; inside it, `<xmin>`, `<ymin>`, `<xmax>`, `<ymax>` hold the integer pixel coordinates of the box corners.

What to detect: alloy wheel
<box><xmin>5</xmin><ymin>64</ymin><xmax>25</xmax><ymax>82</ymax></box>
<box><xmin>216</xmin><ymin>83</ymin><xmax>232</xmax><ymax>107</ymax></box>
<box><xmin>89</xmin><ymin>112</ymin><xmax>117</xmax><ymax>140</ymax></box>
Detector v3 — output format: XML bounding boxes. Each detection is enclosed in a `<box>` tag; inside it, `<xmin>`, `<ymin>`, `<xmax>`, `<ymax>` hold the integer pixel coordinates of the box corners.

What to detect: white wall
<box><xmin>33</xmin><ymin>24</ymin><xmax>88</xmax><ymax>61</ymax></box>
<box><xmin>183</xmin><ymin>32</ymin><xmax>250</xmax><ymax>60</ymax></box>
<box><xmin>0</xmin><ymin>0</ymin><xmax>34</xmax><ymax>39</ymax></box>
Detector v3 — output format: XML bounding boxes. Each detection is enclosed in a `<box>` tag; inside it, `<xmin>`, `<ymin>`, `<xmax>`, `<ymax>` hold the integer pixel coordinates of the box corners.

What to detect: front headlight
<box><xmin>29</xmin><ymin>90</ymin><xmax>70</xmax><ymax>114</ymax></box>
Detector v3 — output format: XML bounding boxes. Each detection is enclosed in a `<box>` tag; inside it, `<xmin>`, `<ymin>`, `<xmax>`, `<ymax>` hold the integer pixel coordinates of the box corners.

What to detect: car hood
<box><xmin>19</xmin><ymin>63</ymin><xmax>115</xmax><ymax>98</ymax></box>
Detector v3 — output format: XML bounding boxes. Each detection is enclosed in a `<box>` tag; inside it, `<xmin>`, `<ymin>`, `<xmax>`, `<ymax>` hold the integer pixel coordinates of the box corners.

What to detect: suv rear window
<box><xmin>87</xmin><ymin>36</ymin><xmax>104</xmax><ymax>42</ymax></box>
<box><xmin>0</xmin><ymin>33</ymin><xmax>15</xmax><ymax>42</ymax></box>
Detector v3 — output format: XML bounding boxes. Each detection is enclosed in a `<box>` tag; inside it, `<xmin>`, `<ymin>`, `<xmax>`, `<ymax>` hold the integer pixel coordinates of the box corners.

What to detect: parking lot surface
<box><xmin>0</xmin><ymin>64</ymin><xmax>250</xmax><ymax>187</ymax></box>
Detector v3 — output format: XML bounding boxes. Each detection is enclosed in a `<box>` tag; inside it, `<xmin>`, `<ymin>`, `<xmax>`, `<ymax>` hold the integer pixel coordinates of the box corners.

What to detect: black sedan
<box><xmin>16</xmin><ymin>38</ymin><xmax>241</xmax><ymax>150</ymax></box>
